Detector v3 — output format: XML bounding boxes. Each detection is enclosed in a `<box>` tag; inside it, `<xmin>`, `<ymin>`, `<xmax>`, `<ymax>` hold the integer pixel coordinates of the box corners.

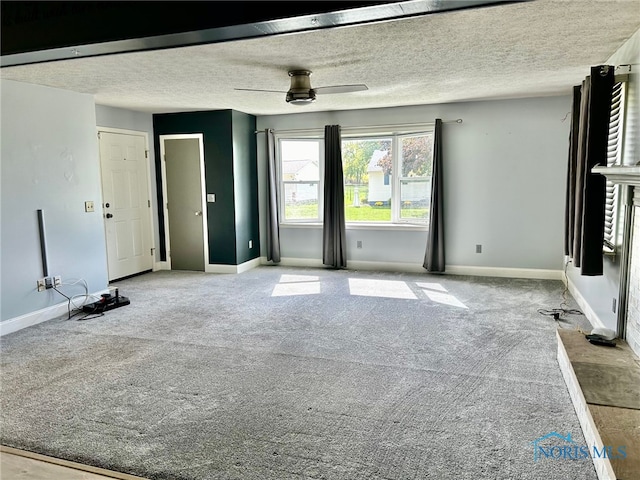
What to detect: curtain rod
<box><xmin>255</xmin><ymin>119</ymin><xmax>463</xmax><ymax>134</ymax></box>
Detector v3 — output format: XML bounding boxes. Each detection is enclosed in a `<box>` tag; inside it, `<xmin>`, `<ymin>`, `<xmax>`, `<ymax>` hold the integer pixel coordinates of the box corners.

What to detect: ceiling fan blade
<box><xmin>314</xmin><ymin>84</ymin><xmax>368</xmax><ymax>95</ymax></box>
<box><xmin>234</xmin><ymin>88</ymin><xmax>287</xmax><ymax>94</ymax></box>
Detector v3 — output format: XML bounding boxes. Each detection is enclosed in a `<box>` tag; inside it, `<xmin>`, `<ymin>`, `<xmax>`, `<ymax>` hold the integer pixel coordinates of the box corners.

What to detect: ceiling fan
<box><xmin>235</xmin><ymin>70</ymin><xmax>368</xmax><ymax>105</ymax></box>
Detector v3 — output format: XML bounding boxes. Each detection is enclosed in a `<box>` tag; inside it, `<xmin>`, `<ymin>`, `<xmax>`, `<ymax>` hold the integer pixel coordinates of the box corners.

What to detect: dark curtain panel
<box><xmin>572</xmin><ymin>77</ymin><xmax>591</xmax><ymax>269</ymax></box>
<box><xmin>564</xmin><ymin>85</ymin><xmax>582</xmax><ymax>259</ymax></box>
<box><xmin>265</xmin><ymin>129</ymin><xmax>281</xmax><ymax>263</ymax></box>
<box><xmin>322</xmin><ymin>125</ymin><xmax>347</xmax><ymax>268</ymax></box>
<box><xmin>424</xmin><ymin>118</ymin><xmax>445</xmax><ymax>272</ymax></box>
<box><xmin>565</xmin><ymin>65</ymin><xmax>614</xmax><ymax>276</ymax></box>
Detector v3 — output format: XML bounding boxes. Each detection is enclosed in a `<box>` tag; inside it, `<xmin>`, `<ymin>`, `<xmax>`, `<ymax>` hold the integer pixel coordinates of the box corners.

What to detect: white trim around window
<box><xmin>276</xmin><ymin>123</ymin><xmax>435</xmax><ymax>228</ymax></box>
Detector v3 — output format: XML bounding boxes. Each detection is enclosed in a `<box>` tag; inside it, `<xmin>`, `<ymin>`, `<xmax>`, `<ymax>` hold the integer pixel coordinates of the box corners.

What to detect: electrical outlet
<box><xmin>476</xmin><ymin>244</ymin><xmax>482</xmax><ymax>254</ymax></box>
<box><xmin>85</xmin><ymin>200</ymin><xmax>94</xmax><ymax>212</ymax></box>
<box><xmin>37</xmin><ymin>279</ymin><xmax>46</xmax><ymax>292</ymax></box>
<box><xmin>54</xmin><ymin>275</ymin><xmax>62</xmax><ymax>287</ymax></box>
<box><xmin>357</xmin><ymin>240</ymin><xmax>363</xmax><ymax>249</ymax></box>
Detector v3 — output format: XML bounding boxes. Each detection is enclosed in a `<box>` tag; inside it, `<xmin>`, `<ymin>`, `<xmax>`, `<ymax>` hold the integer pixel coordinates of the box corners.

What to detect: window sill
<box><xmin>280</xmin><ymin>222</ymin><xmax>323</xmax><ymax>229</ymax></box>
<box><xmin>347</xmin><ymin>222</ymin><xmax>427</xmax><ymax>231</ymax></box>
<box><xmin>280</xmin><ymin>222</ymin><xmax>427</xmax><ymax>232</ymax></box>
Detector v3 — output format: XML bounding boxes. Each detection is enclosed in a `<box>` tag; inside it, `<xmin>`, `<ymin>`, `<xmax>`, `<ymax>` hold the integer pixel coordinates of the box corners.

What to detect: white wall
<box><xmin>95</xmin><ymin>105</ymin><xmax>160</xmax><ymax>262</ymax></box>
<box><xmin>257</xmin><ymin>95</ymin><xmax>572</xmax><ymax>272</ymax></box>
<box><xmin>566</xmin><ymin>28</ymin><xmax>640</xmax><ymax>331</ymax></box>
<box><xmin>1</xmin><ymin>80</ymin><xmax>109</xmax><ymax>322</ymax></box>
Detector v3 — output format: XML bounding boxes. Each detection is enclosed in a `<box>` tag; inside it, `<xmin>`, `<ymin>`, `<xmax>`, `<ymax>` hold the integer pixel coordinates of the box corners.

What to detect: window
<box><xmin>277</xmin><ymin>125</ymin><xmax>435</xmax><ymax>226</ymax></box>
<box><xmin>279</xmin><ymin>139</ymin><xmax>322</xmax><ymax>222</ymax></box>
<box><xmin>604</xmin><ymin>80</ymin><xmax>626</xmax><ymax>250</ymax></box>
<box><xmin>342</xmin><ymin>131</ymin><xmax>433</xmax><ymax>224</ymax></box>
<box><xmin>398</xmin><ymin>133</ymin><xmax>433</xmax><ymax>223</ymax></box>
<box><xmin>342</xmin><ymin>137</ymin><xmax>392</xmax><ymax>222</ymax></box>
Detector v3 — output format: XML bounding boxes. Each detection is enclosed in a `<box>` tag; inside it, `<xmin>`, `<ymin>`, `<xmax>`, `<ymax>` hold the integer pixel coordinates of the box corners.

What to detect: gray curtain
<box><xmin>265</xmin><ymin>129</ymin><xmax>281</xmax><ymax>263</ymax></box>
<box><xmin>322</xmin><ymin>125</ymin><xmax>347</xmax><ymax>268</ymax></box>
<box><xmin>564</xmin><ymin>65</ymin><xmax>614</xmax><ymax>276</ymax></box>
<box><xmin>424</xmin><ymin>118</ymin><xmax>445</xmax><ymax>272</ymax></box>
<box><xmin>564</xmin><ymin>85</ymin><xmax>581</xmax><ymax>261</ymax></box>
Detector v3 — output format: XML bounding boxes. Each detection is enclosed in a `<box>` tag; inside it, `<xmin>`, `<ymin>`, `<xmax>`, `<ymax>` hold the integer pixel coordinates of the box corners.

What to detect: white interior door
<box><xmin>99</xmin><ymin>131</ymin><xmax>153</xmax><ymax>280</ymax></box>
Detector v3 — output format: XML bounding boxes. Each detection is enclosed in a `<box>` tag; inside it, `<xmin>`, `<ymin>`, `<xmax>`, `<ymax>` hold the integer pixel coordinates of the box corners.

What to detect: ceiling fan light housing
<box><xmin>286</xmin><ymin>89</ymin><xmax>316</xmax><ymax>104</ymax></box>
<box><xmin>286</xmin><ymin>70</ymin><xmax>316</xmax><ymax>105</ymax></box>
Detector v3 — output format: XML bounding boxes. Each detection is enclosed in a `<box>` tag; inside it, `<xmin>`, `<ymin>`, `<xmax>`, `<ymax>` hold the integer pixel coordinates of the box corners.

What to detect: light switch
<box><xmin>207</xmin><ymin>194</ymin><xmax>216</xmax><ymax>203</ymax></box>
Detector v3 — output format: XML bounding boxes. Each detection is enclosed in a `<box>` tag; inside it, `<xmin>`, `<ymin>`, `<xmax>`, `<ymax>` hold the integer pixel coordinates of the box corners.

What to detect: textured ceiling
<box><xmin>1</xmin><ymin>0</ymin><xmax>638</xmax><ymax>116</ymax></box>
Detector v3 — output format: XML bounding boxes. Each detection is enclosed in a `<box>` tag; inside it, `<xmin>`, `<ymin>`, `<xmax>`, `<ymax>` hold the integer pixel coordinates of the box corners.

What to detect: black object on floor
<box><xmin>585</xmin><ymin>334</ymin><xmax>616</xmax><ymax>347</ymax></box>
<box><xmin>82</xmin><ymin>293</ymin><xmax>130</xmax><ymax>313</ymax></box>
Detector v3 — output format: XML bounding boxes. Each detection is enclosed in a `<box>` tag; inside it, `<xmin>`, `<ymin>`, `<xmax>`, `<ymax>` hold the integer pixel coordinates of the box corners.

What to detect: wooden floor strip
<box><xmin>0</xmin><ymin>446</ymin><xmax>148</xmax><ymax>480</ymax></box>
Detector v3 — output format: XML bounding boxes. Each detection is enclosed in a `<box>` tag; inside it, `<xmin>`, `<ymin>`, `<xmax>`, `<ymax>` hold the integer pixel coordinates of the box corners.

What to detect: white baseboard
<box><xmin>205</xmin><ymin>257</ymin><xmax>261</xmax><ymax>274</ymax></box>
<box><xmin>153</xmin><ymin>261</ymin><xmax>170</xmax><ymax>271</ymax></box>
<box><xmin>347</xmin><ymin>260</ymin><xmax>426</xmax><ymax>273</ymax></box>
<box><xmin>259</xmin><ymin>257</ymin><xmax>562</xmax><ymax>279</ymax></box>
<box><xmin>205</xmin><ymin>264</ymin><xmax>240</xmax><ymax>274</ymax></box>
<box><xmin>0</xmin><ymin>289</ymin><xmax>109</xmax><ymax>336</ymax></box>
<box><xmin>237</xmin><ymin>257</ymin><xmax>262</xmax><ymax>273</ymax></box>
<box><xmin>261</xmin><ymin>257</ymin><xmax>416</xmax><ymax>271</ymax></box>
<box><xmin>566</xmin><ymin>276</ymin><xmax>605</xmax><ymax>330</ymax></box>
<box><xmin>445</xmin><ymin>265</ymin><xmax>563</xmax><ymax>280</ymax></box>
<box><xmin>261</xmin><ymin>256</ymin><xmax>325</xmax><ymax>268</ymax></box>
<box><xmin>156</xmin><ymin>259</ymin><xmax>258</xmax><ymax>274</ymax></box>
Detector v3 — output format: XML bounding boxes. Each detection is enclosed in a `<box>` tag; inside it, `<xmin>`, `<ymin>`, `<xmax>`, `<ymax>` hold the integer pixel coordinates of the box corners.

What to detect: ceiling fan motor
<box><xmin>286</xmin><ymin>70</ymin><xmax>316</xmax><ymax>105</ymax></box>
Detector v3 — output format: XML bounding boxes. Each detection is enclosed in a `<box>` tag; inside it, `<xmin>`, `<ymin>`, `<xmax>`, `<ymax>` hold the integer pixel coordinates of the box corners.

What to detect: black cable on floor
<box><xmin>52</xmin><ymin>286</ymin><xmax>73</xmax><ymax>319</ymax></box>
<box><xmin>537</xmin><ymin>258</ymin><xmax>583</xmax><ymax>325</ymax></box>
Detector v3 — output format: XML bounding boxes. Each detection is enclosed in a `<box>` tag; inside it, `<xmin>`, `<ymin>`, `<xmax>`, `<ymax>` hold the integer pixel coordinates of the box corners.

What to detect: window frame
<box><xmin>396</xmin><ymin>131</ymin><xmax>435</xmax><ymax>224</ymax></box>
<box><xmin>341</xmin><ymin>128</ymin><xmax>435</xmax><ymax>226</ymax></box>
<box><xmin>276</xmin><ymin>124</ymin><xmax>435</xmax><ymax>228</ymax></box>
<box><xmin>341</xmin><ymin>134</ymin><xmax>395</xmax><ymax>224</ymax></box>
<box><xmin>277</xmin><ymin>135</ymin><xmax>324</xmax><ymax>224</ymax></box>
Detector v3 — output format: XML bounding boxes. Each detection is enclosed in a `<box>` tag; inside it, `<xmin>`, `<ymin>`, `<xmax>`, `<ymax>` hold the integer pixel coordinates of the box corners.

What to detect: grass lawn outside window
<box><xmin>284</xmin><ymin>203</ymin><xmax>428</xmax><ymax>223</ymax></box>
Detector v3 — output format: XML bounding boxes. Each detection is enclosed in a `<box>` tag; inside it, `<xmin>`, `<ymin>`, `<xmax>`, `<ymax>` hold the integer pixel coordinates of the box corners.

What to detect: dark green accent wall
<box><xmin>152</xmin><ymin>109</ymin><xmax>258</xmax><ymax>266</ymax></box>
<box><xmin>232</xmin><ymin>111</ymin><xmax>260</xmax><ymax>264</ymax></box>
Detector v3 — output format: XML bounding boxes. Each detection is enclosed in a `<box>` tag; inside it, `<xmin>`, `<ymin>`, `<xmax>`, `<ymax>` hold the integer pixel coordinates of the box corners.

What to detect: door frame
<box><xmin>159</xmin><ymin>134</ymin><xmax>209</xmax><ymax>271</ymax></box>
<box><xmin>96</xmin><ymin>126</ymin><xmax>158</xmax><ymax>276</ymax></box>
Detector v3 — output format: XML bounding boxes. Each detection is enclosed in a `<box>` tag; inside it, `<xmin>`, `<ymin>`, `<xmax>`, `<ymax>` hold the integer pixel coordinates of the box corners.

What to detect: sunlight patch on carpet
<box><xmin>417</xmin><ymin>283</ymin><xmax>468</xmax><ymax>309</ymax></box>
<box><xmin>272</xmin><ymin>274</ymin><xmax>321</xmax><ymax>296</ymax></box>
<box><xmin>348</xmin><ymin>278</ymin><xmax>416</xmax><ymax>299</ymax></box>
<box><xmin>279</xmin><ymin>274</ymin><xmax>320</xmax><ymax>283</ymax></box>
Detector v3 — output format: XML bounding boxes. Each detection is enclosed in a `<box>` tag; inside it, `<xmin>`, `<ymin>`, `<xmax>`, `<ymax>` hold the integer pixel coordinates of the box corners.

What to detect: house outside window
<box><xmin>279</xmin><ymin>138</ymin><xmax>322</xmax><ymax>222</ymax></box>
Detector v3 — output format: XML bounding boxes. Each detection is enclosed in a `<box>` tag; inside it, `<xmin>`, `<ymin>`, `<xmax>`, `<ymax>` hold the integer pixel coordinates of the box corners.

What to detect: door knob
<box><xmin>106</xmin><ymin>213</ymin><xmax>114</xmax><ymax>219</ymax></box>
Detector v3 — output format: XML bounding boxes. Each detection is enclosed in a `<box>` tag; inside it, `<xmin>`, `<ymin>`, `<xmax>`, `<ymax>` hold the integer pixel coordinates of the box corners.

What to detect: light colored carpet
<box><xmin>1</xmin><ymin>267</ymin><xmax>596</xmax><ymax>479</ymax></box>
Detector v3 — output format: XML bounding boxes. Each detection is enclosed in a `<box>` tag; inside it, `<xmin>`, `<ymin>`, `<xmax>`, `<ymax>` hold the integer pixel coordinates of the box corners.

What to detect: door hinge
<box><xmin>148</xmin><ymin>200</ymin><xmax>151</xmax><ymax>208</ymax></box>
<box><xmin>150</xmin><ymin>247</ymin><xmax>155</xmax><ymax>255</ymax></box>
<box><xmin>145</xmin><ymin>150</ymin><xmax>148</xmax><ymax>159</ymax></box>
<box><xmin>97</xmin><ymin>132</ymin><xmax>101</xmax><ymax>139</ymax></box>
